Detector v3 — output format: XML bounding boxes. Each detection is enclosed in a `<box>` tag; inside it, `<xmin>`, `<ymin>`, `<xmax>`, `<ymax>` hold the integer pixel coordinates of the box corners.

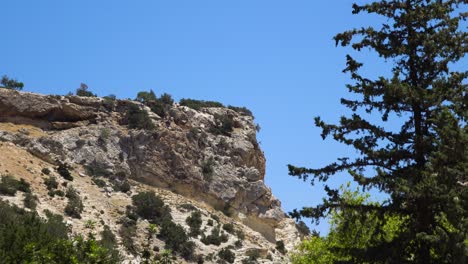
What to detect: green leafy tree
<box><xmin>288</xmin><ymin>1</ymin><xmax>468</xmax><ymax>263</ymax></box>
<box><xmin>0</xmin><ymin>75</ymin><xmax>24</xmax><ymax>90</ymax></box>
<box><xmin>76</xmin><ymin>82</ymin><xmax>96</xmax><ymax>97</ymax></box>
<box><xmin>291</xmin><ymin>184</ymin><xmax>405</xmax><ymax>264</ymax></box>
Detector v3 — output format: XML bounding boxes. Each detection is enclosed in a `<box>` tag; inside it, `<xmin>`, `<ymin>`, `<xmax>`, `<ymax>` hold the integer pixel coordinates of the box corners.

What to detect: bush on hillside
<box><xmin>179</xmin><ymin>98</ymin><xmax>224</xmax><ymax>110</ymax></box>
<box><xmin>64</xmin><ymin>186</ymin><xmax>83</xmax><ymax>218</ymax></box>
<box><xmin>126</xmin><ymin>104</ymin><xmax>155</xmax><ymax>130</ymax></box>
<box><xmin>186</xmin><ymin>211</ymin><xmax>203</xmax><ymax>237</ymax></box>
<box><xmin>76</xmin><ymin>83</ymin><xmax>96</xmax><ymax>97</ymax></box>
<box><xmin>218</xmin><ymin>247</ymin><xmax>236</xmax><ymax>263</ymax></box>
<box><xmin>158</xmin><ymin>219</ymin><xmax>195</xmax><ymax>260</ymax></box>
<box><xmin>57</xmin><ymin>163</ymin><xmax>73</xmax><ymax>181</ymax></box>
<box><xmin>0</xmin><ymin>175</ymin><xmax>30</xmax><ymax>196</ymax></box>
<box><xmin>0</xmin><ymin>200</ymin><xmax>118</xmax><ymax>263</ymax></box>
<box><xmin>131</xmin><ymin>191</ymin><xmax>171</xmax><ymax>224</ymax></box>
<box><xmin>1</xmin><ymin>75</ymin><xmax>24</xmax><ymax>90</ymax></box>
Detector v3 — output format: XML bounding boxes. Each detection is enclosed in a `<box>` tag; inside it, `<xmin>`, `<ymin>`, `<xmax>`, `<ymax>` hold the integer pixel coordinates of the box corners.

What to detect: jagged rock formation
<box><xmin>0</xmin><ymin>89</ymin><xmax>300</xmax><ymax>263</ymax></box>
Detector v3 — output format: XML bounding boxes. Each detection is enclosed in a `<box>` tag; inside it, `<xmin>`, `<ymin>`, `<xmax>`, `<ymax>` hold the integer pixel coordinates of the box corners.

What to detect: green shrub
<box><xmin>64</xmin><ymin>186</ymin><xmax>83</xmax><ymax>218</ymax></box>
<box><xmin>0</xmin><ymin>175</ymin><xmax>29</xmax><ymax>196</ymax></box>
<box><xmin>41</xmin><ymin>168</ymin><xmax>51</xmax><ymax>175</ymax></box>
<box><xmin>201</xmin><ymin>225</ymin><xmax>228</xmax><ymax>246</ymax></box>
<box><xmin>100</xmin><ymin>225</ymin><xmax>120</xmax><ymax>260</ymax></box>
<box><xmin>178</xmin><ymin>203</ymin><xmax>197</xmax><ymax>211</ymax></box>
<box><xmin>222</xmin><ymin>223</ymin><xmax>235</xmax><ymax>234</ymax></box>
<box><xmin>57</xmin><ymin>163</ymin><xmax>73</xmax><ymax>181</ymax></box>
<box><xmin>44</xmin><ymin>176</ymin><xmax>58</xmax><ymax>190</ymax></box>
<box><xmin>92</xmin><ymin>177</ymin><xmax>106</xmax><ymax>188</ymax></box>
<box><xmin>114</xmin><ymin>180</ymin><xmax>131</xmax><ymax>193</ymax></box>
<box><xmin>179</xmin><ymin>98</ymin><xmax>224</xmax><ymax>110</ymax></box>
<box><xmin>17</xmin><ymin>178</ymin><xmax>31</xmax><ymax>193</ymax></box>
<box><xmin>103</xmin><ymin>94</ymin><xmax>117</xmax><ymax>110</ymax></box>
<box><xmin>186</xmin><ymin>211</ymin><xmax>203</xmax><ymax>237</ymax></box>
<box><xmin>86</xmin><ymin>162</ymin><xmax>110</xmax><ymax>177</ymax></box>
<box><xmin>1</xmin><ymin>75</ymin><xmax>24</xmax><ymax>90</ymax></box>
<box><xmin>236</xmin><ymin>229</ymin><xmax>245</xmax><ymax>240</ymax></box>
<box><xmin>235</xmin><ymin>239</ymin><xmax>243</xmax><ymax>248</ymax></box>
<box><xmin>218</xmin><ymin>247</ymin><xmax>236</xmax><ymax>263</ymax></box>
<box><xmin>131</xmin><ymin>191</ymin><xmax>171</xmax><ymax>224</ymax></box>
<box><xmin>126</xmin><ymin>104</ymin><xmax>155</xmax><ymax>130</ymax></box>
<box><xmin>23</xmin><ymin>192</ymin><xmax>37</xmax><ymax>209</ymax></box>
<box><xmin>296</xmin><ymin>220</ymin><xmax>311</xmax><ymax>236</ymax></box>
<box><xmin>0</xmin><ymin>200</ymin><xmax>118</xmax><ymax>263</ymax></box>
<box><xmin>201</xmin><ymin>158</ymin><xmax>215</xmax><ymax>182</ymax></box>
<box><xmin>76</xmin><ymin>83</ymin><xmax>96</xmax><ymax>97</ymax></box>
<box><xmin>135</xmin><ymin>90</ymin><xmax>173</xmax><ymax>117</ymax></box>
<box><xmin>275</xmin><ymin>240</ymin><xmax>287</xmax><ymax>255</ymax></box>
<box><xmin>210</xmin><ymin>114</ymin><xmax>234</xmax><ymax>136</ymax></box>
<box><xmin>119</xmin><ymin>221</ymin><xmax>138</xmax><ymax>254</ymax></box>
<box><xmin>207</xmin><ymin>219</ymin><xmax>214</xmax><ymax>226</ymax></box>
<box><xmin>158</xmin><ymin>219</ymin><xmax>194</xmax><ymax>260</ymax></box>
<box><xmin>227</xmin><ymin>105</ymin><xmax>253</xmax><ymax>116</ymax></box>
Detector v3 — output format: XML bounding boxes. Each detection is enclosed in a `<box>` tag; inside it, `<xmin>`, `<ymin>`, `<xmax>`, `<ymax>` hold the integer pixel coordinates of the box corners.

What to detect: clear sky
<box><xmin>2</xmin><ymin>0</ymin><xmax>392</xmax><ymax>234</ymax></box>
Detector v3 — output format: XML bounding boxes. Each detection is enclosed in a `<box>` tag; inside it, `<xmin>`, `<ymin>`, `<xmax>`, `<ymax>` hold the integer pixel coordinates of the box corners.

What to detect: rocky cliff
<box><xmin>0</xmin><ymin>89</ymin><xmax>300</xmax><ymax>263</ymax></box>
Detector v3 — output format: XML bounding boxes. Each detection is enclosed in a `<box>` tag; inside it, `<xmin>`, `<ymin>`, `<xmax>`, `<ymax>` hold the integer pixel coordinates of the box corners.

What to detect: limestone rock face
<box><xmin>0</xmin><ymin>89</ymin><xmax>300</xmax><ymax>255</ymax></box>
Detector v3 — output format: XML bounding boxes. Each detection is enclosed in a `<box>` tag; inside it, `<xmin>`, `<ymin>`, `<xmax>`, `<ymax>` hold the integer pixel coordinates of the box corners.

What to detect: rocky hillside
<box><xmin>0</xmin><ymin>89</ymin><xmax>300</xmax><ymax>263</ymax></box>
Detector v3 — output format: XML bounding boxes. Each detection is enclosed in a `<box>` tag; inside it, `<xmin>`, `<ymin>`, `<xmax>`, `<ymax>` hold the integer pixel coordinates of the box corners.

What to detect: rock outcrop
<box><xmin>0</xmin><ymin>89</ymin><xmax>300</xmax><ymax>263</ymax></box>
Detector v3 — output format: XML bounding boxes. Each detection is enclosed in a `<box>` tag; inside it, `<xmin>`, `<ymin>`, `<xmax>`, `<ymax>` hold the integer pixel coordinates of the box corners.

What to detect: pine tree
<box><xmin>288</xmin><ymin>1</ymin><xmax>467</xmax><ymax>263</ymax></box>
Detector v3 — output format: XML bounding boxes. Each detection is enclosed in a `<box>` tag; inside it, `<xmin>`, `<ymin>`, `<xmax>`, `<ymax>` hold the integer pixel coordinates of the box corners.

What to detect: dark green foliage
<box><xmin>41</xmin><ymin>167</ymin><xmax>51</xmax><ymax>175</ymax></box>
<box><xmin>222</xmin><ymin>223</ymin><xmax>235</xmax><ymax>234</ymax></box>
<box><xmin>135</xmin><ymin>90</ymin><xmax>157</xmax><ymax>104</ymax></box>
<box><xmin>275</xmin><ymin>240</ymin><xmax>287</xmax><ymax>255</ymax></box>
<box><xmin>92</xmin><ymin>177</ymin><xmax>106</xmax><ymax>188</ymax></box>
<box><xmin>201</xmin><ymin>158</ymin><xmax>215</xmax><ymax>182</ymax></box>
<box><xmin>0</xmin><ymin>175</ymin><xmax>17</xmax><ymax>196</ymax></box>
<box><xmin>57</xmin><ymin>163</ymin><xmax>73</xmax><ymax>181</ymax></box>
<box><xmin>178</xmin><ymin>203</ymin><xmax>197</xmax><ymax>211</ymax></box>
<box><xmin>135</xmin><ymin>90</ymin><xmax>174</xmax><ymax>117</ymax></box>
<box><xmin>201</xmin><ymin>225</ymin><xmax>228</xmax><ymax>246</ymax></box>
<box><xmin>234</xmin><ymin>239</ymin><xmax>243</xmax><ymax>248</ymax></box>
<box><xmin>218</xmin><ymin>247</ymin><xmax>236</xmax><ymax>263</ymax></box>
<box><xmin>17</xmin><ymin>178</ymin><xmax>31</xmax><ymax>193</ymax></box>
<box><xmin>236</xmin><ymin>229</ymin><xmax>245</xmax><ymax>240</ymax></box>
<box><xmin>158</xmin><ymin>219</ymin><xmax>195</xmax><ymax>260</ymax></box>
<box><xmin>295</xmin><ymin>220</ymin><xmax>311</xmax><ymax>236</ymax></box>
<box><xmin>126</xmin><ymin>104</ymin><xmax>155</xmax><ymax>130</ymax></box>
<box><xmin>0</xmin><ymin>175</ymin><xmax>30</xmax><ymax>196</ymax></box>
<box><xmin>64</xmin><ymin>186</ymin><xmax>83</xmax><ymax>218</ymax></box>
<box><xmin>75</xmin><ymin>83</ymin><xmax>96</xmax><ymax>97</ymax></box>
<box><xmin>0</xmin><ymin>200</ymin><xmax>117</xmax><ymax>263</ymax></box>
<box><xmin>207</xmin><ymin>219</ymin><xmax>214</xmax><ymax>226</ymax></box>
<box><xmin>1</xmin><ymin>75</ymin><xmax>24</xmax><ymax>90</ymax></box>
<box><xmin>86</xmin><ymin>161</ymin><xmax>110</xmax><ymax>177</ymax></box>
<box><xmin>44</xmin><ymin>176</ymin><xmax>58</xmax><ymax>190</ymax></box>
<box><xmin>210</xmin><ymin>114</ymin><xmax>234</xmax><ymax>136</ymax></box>
<box><xmin>114</xmin><ymin>180</ymin><xmax>131</xmax><ymax>193</ymax></box>
<box><xmin>131</xmin><ymin>191</ymin><xmax>171</xmax><ymax>224</ymax></box>
<box><xmin>179</xmin><ymin>98</ymin><xmax>224</xmax><ymax>110</ymax></box>
<box><xmin>186</xmin><ymin>211</ymin><xmax>203</xmax><ymax>237</ymax></box>
<box><xmin>103</xmin><ymin>94</ymin><xmax>117</xmax><ymax>110</ymax></box>
<box><xmin>23</xmin><ymin>192</ymin><xmax>37</xmax><ymax>209</ymax></box>
<box><xmin>244</xmin><ymin>249</ymin><xmax>261</xmax><ymax>263</ymax></box>
<box><xmin>227</xmin><ymin>105</ymin><xmax>253</xmax><ymax>116</ymax></box>
<box><xmin>210</xmin><ymin>214</ymin><xmax>220</xmax><ymax>222</ymax></box>
<box><xmin>99</xmin><ymin>225</ymin><xmax>120</xmax><ymax>260</ymax></box>
<box><xmin>288</xmin><ymin>1</ymin><xmax>468</xmax><ymax>263</ymax></box>
<box><xmin>119</xmin><ymin>220</ymin><xmax>138</xmax><ymax>254</ymax></box>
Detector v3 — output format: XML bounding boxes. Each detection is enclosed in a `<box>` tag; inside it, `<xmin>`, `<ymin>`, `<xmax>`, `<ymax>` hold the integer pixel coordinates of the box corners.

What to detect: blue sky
<box><xmin>2</xmin><ymin>0</ymin><xmax>394</xmax><ymax>234</ymax></box>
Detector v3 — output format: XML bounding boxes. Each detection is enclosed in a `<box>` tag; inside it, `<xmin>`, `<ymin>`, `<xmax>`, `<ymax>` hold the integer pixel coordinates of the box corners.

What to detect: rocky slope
<box><xmin>0</xmin><ymin>89</ymin><xmax>300</xmax><ymax>263</ymax></box>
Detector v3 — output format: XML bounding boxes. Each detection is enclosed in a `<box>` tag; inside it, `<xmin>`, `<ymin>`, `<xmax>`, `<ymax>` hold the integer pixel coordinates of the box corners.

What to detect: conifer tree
<box><xmin>288</xmin><ymin>1</ymin><xmax>467</xmax><ymax>262</ymax></box>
